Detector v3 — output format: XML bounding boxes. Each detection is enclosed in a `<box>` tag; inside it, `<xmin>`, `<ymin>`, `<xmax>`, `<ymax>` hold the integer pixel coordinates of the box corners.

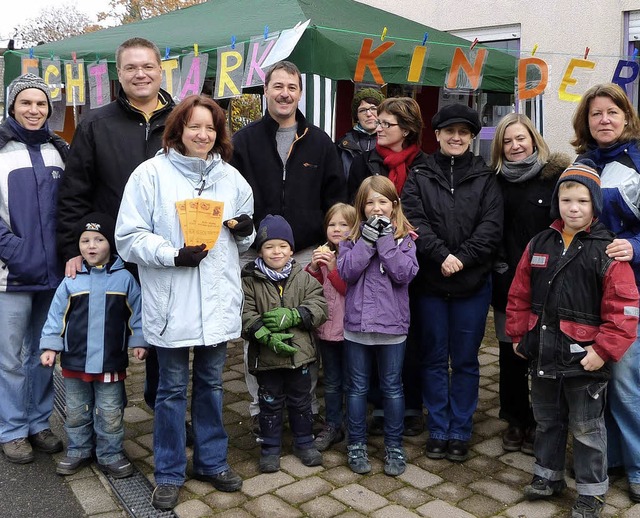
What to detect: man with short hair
<box><xmin>56</xmin><ymin>37</ymin><xmax>174</xmax><ymax>427</ymax></box>
<box><xmin>232</xmin><ymin>60</ymin><xmax>346</xmax><ymax>426</ymax></box>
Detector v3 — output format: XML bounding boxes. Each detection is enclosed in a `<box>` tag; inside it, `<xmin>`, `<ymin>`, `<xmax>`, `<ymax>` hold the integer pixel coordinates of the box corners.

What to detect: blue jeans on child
<box><xmin>606</xmin><ymin>329</ymin><xmax>640</xmax><ymax>485</ymax></box>
<box><xmin>531</xmin><ymin>375</ymin><xmax>608</xmax><ymax>496</ymax></box>
<box><xmin>414</xmin><ymin>279</ymin><xmax>491</xmax><ymax>442</ymax></box>
<box><xmin>256</xmin><ymin>365</ymin><xmax>314</xmax><ymax>454</ymax></box>
<box><xmin>64</xmin><ymin>378</ymin><xmax>125</xmax><ymax>464</ymax></box>
<box><xmin>154</xmin><ymin>344</ymin><xmax>229</xmax><ymax>487</ymax></box>
<box><xmin>318</xmin><ymin>340</ymin><xmax>346</xmax><ymax>428</ymax></box>
<box><xmin>0</xmin><ymin>291</ymin><xmax>55</xmax><ymax>442</ymax></box>
<box><xmin>345</xmin><ymin>339</ymin><xmax>405</xmax><ymax>447</ymax></box>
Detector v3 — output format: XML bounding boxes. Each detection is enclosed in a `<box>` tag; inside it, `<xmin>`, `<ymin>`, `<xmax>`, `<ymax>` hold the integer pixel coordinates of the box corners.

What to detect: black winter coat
<box><xmin>57</xmin><ymin>87</ymin><xmax>174</xmax><ymax>262</ymax></box>
<box><xmin>402</xmin><ymin>150</ymin><xmax>503</xmax><ymax>297</ymax></box>
<box><xmin>492</xmin><ymin>153</ymin><xmax>572</xmax><ymax>312</ymax></box>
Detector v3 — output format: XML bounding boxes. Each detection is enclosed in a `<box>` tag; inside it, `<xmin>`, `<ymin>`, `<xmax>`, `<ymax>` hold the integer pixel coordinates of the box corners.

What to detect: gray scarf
<box><xmin>499</xmin><ymin>150</ymin><xmax>544</xmax><ymax>183</ymax></box>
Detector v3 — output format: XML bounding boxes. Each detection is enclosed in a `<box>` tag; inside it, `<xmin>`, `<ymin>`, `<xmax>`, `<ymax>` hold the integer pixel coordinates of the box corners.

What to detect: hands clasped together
<box><xmin>254</xmin><ymin>307</ymin><xmax>302</xmax><ymax>356</ymax></box>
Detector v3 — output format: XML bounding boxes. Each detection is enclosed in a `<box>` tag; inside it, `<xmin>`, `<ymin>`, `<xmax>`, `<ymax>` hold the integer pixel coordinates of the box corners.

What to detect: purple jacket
<box><xmin>338</xmin><ymin>233</ymin><xmax>419</xmax><ymax>335</ymax></box>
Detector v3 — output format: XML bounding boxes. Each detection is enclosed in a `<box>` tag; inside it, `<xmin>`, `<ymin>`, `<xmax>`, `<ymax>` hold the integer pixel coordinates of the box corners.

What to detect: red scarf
<box><xmin>376</xmin><ymin>143</ymin><xmax>421</xmax><ymax>193</ymax></box>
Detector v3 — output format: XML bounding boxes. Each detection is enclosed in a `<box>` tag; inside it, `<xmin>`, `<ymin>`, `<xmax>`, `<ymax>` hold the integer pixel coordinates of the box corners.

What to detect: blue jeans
<box><xmin>0</xmin><ymin>290</ymin><xmax>55</xmax><ymax>442</ymax></box>
<box><xmin>154</xmin><ymin>344</ymin><xmax>229</xmax><ymax>486</ymax></box>
<box><xmin>532</xmin><ymin>375</ymin><xmax>608</xmax><ymax>496</ymax></box>
<box><xmin>415</xmin><ymin>279</ymin><xmax>491</xmax><ymax>442</ymax></box>
<box><xmin>345</xmin><ymin>339</ymin><xmax>405</xmax><ymax>447</ymax></box>
<box><xmin>318</xmin><ymin>340</ymin><xmax>346</xmax><ymax>428</ymax></box>
<box><xmin>64</xmin><ymin>378</ymin><xmax>125</xmax><ymax>464</ymax></box>
<box><xmin>606</xmin><ymin>329</ymin><xmax>640</xmax><ymax>484</ymax></box>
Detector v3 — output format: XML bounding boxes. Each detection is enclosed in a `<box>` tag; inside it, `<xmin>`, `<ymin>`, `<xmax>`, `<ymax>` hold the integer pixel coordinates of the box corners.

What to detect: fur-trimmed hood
<box><xmin>540</xmin><ymin>152</ymin><xmax>573</xmax><ymax>182</ymax></box>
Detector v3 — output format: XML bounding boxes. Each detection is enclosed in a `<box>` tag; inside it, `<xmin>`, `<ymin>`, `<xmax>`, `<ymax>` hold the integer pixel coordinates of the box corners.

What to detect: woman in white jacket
<box><xmin>116</xmin><ymin>95</ymin><xmax>255</xmax><ymax>511</ymax></box>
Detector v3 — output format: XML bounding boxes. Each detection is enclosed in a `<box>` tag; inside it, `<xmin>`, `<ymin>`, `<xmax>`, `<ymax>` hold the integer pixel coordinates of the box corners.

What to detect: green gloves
<box><xmin>262</xmin><ymin>307</ymin><xmax>301</xmax><ymax>331</ymax></box>
<box><xmin>254</xmin><ymin>326</ymin><xmax>297</xmax><ymax>356</ymax></box>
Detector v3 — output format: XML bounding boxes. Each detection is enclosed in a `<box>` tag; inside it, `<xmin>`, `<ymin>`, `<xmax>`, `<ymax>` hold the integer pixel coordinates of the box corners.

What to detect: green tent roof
<box><xmin>4</xmin><ymin>0</ymin><xmax>516</xmax><ymax>92</ymax></box>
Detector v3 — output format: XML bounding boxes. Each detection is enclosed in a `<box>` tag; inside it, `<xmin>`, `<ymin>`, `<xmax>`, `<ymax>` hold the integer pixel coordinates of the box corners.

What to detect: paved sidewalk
<box><xmin>42</xmin><ymin>313</ymin><xmax>640</xmax><ymax>517</ymax></box>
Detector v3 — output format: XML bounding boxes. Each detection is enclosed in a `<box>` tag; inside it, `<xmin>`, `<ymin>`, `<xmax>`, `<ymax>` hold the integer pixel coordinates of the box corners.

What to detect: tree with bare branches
<box><xmin>12</xmin><ymin>4</ymin><xmax>100</xmax><ymax>46</ymax></box>
<box><xmin>98</xmin><ymin>0</ymin><xmax>207</xmax><ymax>25</ymax></box>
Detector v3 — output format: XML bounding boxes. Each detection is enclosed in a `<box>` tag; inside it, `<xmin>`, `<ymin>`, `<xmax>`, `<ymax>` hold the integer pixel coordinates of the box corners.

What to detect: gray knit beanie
<box><xmin>7</xmin><ymin>73</ymin><xmax>53</xmax><ymax>119</ymax></box>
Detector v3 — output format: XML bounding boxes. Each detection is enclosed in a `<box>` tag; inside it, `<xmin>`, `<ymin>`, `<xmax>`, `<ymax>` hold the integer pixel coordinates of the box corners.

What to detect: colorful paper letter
<box><xmin>354</xmin><ymin>38</ymin><xmax>395</xmax><ymax>85</ymax></box>
<box><xmin>558</xmin><ymin>58</ymin><xmax>596</xmax><ymax>102</ymax></box>
<box><xmin>517</xmin><ymin>57</ymin><xmax>549</xmax><ymax>100</ymax></box>
<box><xmin>64</xmin><ymin>60</ymin><xmax>86</xmax><ymax>105</ymax></box>
<box><xmin>215</xmin><ymin>44</ymin><xmax>245</xmax><ymax>99</ymax></box>
<box><xmin>445</xmin><ymin>47</ymin><xmax>488</xmax><ymax>91</ymax></box>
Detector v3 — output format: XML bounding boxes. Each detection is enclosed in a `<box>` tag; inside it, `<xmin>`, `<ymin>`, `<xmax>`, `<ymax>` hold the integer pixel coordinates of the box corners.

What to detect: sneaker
<box><xmin>571</xmin><ymin>494</ymin><xmax>605</xmax><ymax>518</ymax></box>
<box><xmin>194</xmin><ymin>468</ymin><xmax>242</xmax><ymax>492</ymax></box>
<box><xmin>29</xmin><ymin>429</ymin><xmax>63</xmax><ymax>453</ymax></box>
<box><xmin>403</xmin><ymin>415</ymin><xmax>424</xmax><ymax>437</ymax></box>
<box><xmin>502</xmin><ymin>425</ymin><xmax>525</xmax><ymax>452</ymax></box>
<box><xmin>314</xmin><ymin>424</ymin><xmax>344</xmax><ymax>451</ymax></box>
<box><xmin>347</xmin><ymin>443</ymin><xmax>371</xmax><ymax>474</ymax></box>
<box><xmin>259</xmin><ymin>454</ymin><xmax>280</xmax><ymax>473</ymax></box>
<box><xmin>384</xmin><ymin>446</ymin><xmax>406</xmax><ymax>476</ymax></box>
<box><xmin>293</xmin><ymin>446</ymin><xmax>322</xmax><ymax>467</ymax></box>
<box><xmin>521</xmin><ymin>427</ymin><xmax>535</xmax><ymax>456</ymax></box>
<box><xmin>368</xmin><ymin>415</ymin><xmax>384</xmax><ymax>436</ymax></box>
<box><xmin>2</xmin><ymin>437</ymin><xmax>34</xmax><ymax>464</ymax></box>
<box><xmin>152</xmin><ymin>484</ymin><xmax>180</xmax><ymax>510</ymax></box>
<box><xmin>524</xmin><ymin>475</ymin><xmax>567</xmax><ymax>500</ymax></box>
<box><xmin>56</xmin><ymin>455</ymin><xmax>93</xmax><ymax>475</ymax></box>
<box><xmin>98</xmin><ymin>457</ymin><xmax>134</xmax><ymax>479</ymax></box>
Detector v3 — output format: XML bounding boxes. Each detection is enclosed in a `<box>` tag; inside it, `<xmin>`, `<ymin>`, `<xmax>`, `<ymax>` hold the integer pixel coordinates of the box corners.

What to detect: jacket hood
<box><xmin>540</xmin><ymin>152</ymin><xmax>573</xmax><ymax>182</ymax></box>
<box><xmin>165</xmin><ymin>148</ymin><xmax>226</xmax><ymax>186</ymax></box>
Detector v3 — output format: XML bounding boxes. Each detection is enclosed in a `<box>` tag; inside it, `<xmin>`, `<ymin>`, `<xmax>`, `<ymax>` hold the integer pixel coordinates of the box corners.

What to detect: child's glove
<box><xmin>361</xmin><ymin>215</ymin><xmax>381</xmax><ymax>245</ymax></box>
<box><xmin>223</xmin><ymin>214</ymin><xmax>254</xmax><ymax>238</ymax></box>
<box><xmin>262</xmin><ymin>307</ymin><xmax>301</xmax><ymax>331</ymax></box>
<box><xmin>377</xmin><ymin>216</ymin><xmax>394</xmax><ymax>237</ymax></box>
<box><xmin>255</xmin><ymin>326</ymin><xmax>297</xmax><ymax>356</ymax></box>
<box><xmin>175</xmin><ymin>244</ymin><xmax>208</xmax><ymax>267</ymax></box>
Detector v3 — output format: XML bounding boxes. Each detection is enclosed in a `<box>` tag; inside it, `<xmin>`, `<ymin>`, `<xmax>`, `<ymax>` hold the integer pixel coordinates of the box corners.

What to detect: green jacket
<box><xmin>242</xmin><ymin>261</ymin><xmax>327</xmax><ymax>372</ymax></box>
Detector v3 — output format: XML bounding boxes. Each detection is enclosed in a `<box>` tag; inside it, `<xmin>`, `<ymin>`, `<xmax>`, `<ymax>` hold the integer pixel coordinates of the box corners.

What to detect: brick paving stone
<box><xmin>222</xmin><ymin>369</ymin><xmax>243</xmax><ymax>381</ymax></box>
<box><xmin>300</xmin><ymin>495</ymin><xmax>347</xmax><ymax>518</ymax></box>
<box><xmin>242</xmin><ymin>472</ymin><xmax>296</xmax><ymax>497</ymax></box>
<box><xmin>477</xmin><ymin>387</ymin><xmax>495</xmax><ymax>401</ymax></box>
<box><xmin>69</xmin><ymin>476</ymin><xmax>120</xmax><ymax>515</ymax></box>
<box><xmin>463</xmin><ymin>452</ymin><xmax>505</xmax><ymax>475</ymax></box>
<box><xmin>336</xmin><ymin>512</ymin><xmax>368</xmax><ymax>518</ymax></box>
<box><xmin>215</xmin><ymin>508</ymin><xmax>254</xmax><ymax>518</ymax></box>
<box><xmin>438</xmin><ymin>463</ymin><xmax>482</xmax><ymax>486</ymax></box>
<box><xmin>371</xmin><ymin>504</ymin><xmax>422</xmax><ymax>517</ymax></box>
<box><xmin>468</xmin><ymin>478</ymin><xmax>522</xmax><ymax>504</ymax></box>
<box><xmin>411</xmin><ymin>455</ymin><xmax>451</xmax><ymax>475</ymax></box>
<box><xmin>479</xmin><ymin>364</ymin><xmax>500</xmax><ymax>377</ymax></box>
<box><xmin>457</xmin><ymin>493</ymin><xmax>505</xmax><ymax>517</ymax></box>
<box><xmin>473</xmin><ymin>417</ymin><xmax>507</xmax><ymax>437</ymax></box>
<box><xmin>495</xmin><ymin>465</ymin><xmax>535</xmax><ymax>487</ymax></box>
<box><xmin>123</xmin><ymin>404</ymin><xmax>152</xmax><ymax>423</ymax></box>
<box><xmin>387</xmin><ymin>486</ymin><xmax>432</xmax><ymax>509</ymax></box>
<box><xmin>471</xmin><ymin>436</ymin><xmax>504</xmax><ymax>457</ymax></box>
<box><xmin>243</xmin><ymin>494</ymin><xmax>303</xmax><ymax>518</ymax></box>
<box><xmin>202</xmin><ymin>488</ymin><xmax>248</xmax><ymax>510</ymax></box>
<box><xmin>500</xmin><ymin>451</ymin><xmax>536</xmax><ymax>474</ymax></box>
<box><xmin>174</xmin><ymin>499</ymin><xmax>215</xmax><ymax>518</ymax></box>
<box><xmin>484</xmin><ymin>381</ymin><xmax>500</xmax><ymax>394</ymax></box>
<box><xmin>359</xmin><ymin>473</ymin><xmax>404</xmax><ymax>495</ymax></box>
<box><xmin>398</xmin><ymin>464</ymin><xmax>443</xmax><ymax>490</ymax></box>
<box><xmin>224</xmin><ymin>379</ymin><xmax>251</xmax><ymax>394</ymax></box>
<box><xmin>416</xmin><ymin>499</ymin><xmax>476</xmax><ymax>518</ymax></box>
<box><xmin>135</xmin><ymin>432</ymin><xmax>154</xmax><ymax>451</ymax></box>
<box><xmin>89</xmin><ymin>512</ymin><xmax>126</xmax><ymax>518</ymax></box>
<box><xmin>183</xmin><ymin>478</ymin><xmax>215</xmax><ymax>496</ymax></box>
<box><xmin>226</xmin><ymin>401</ymin><xmax>252</xmax><ymax>419</ymax></box>
<box><xmin>123</xmin><ymin>438</ymin><xmax>150</xmax><ymax>460</ymax></box>
<box><xmin>321</xmin><ymin>465</ymin><xmax>363</xmax><ymax>486</ymax></box>
<box><xmin>477</xmin><ymin>353</ymin><xmax>497</xmax><ymax>366</ymax></box>
<box><xmin>503</xmin><ymin>499</ymin><xmax>562</xmax><ymax>517</ymax></box>
<box><xmin>623</xmin><ymin>505</ymin><xmax>640</xmax><ymax>517</ymax></box>
<box><xmin>322</xmin><ymin>449</ymin><xmax>347</xmax><ymax>468</ymax></box>
<box><xmin>331</xmin><ymin>483</ymin><xmax>389</xmax><ymax>513</ymax></box>
<box><xmin>275</xmin><ymin>476</ymin><xmax>333</xmax><ymax>504</ymax></box>
<box><xmin>280</xmin><ymin>453</ymin><xmax>325</xmax><ymax>477</ymax></box>
<box><xmin>427</xmin><ymin>481</ymin><xmax>472</xmax><ymax>503</ymax></box>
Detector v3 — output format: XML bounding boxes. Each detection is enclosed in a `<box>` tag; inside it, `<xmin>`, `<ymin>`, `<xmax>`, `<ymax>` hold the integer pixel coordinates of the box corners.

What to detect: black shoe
<box><xmin>56</xmin><ymin>455</ymin><xmax>92</xmax><ymax>476</ymax></box>
<box><xmin>502</xmin><ymin>425</ymin><xmax>524</xmax><ymax>452</ymax></box>
<box><xmin>403</xmin><ymin>415</ymin><xmax>424</xmax><ymax>437</ymax></box>
<box><xmin>152</xmin><ymin>484</ymin><xmax>180</xmax><ymax>510</ymax></box>
<box><xmin>259</xmin><ymin>454</ymin><xmax>280</xmax><ymax>473</ymax></box>
<box><xmin>446</xmin><ymin>440</ymin><xmax>469</xmax><ymax>462</ymax></box>
<box><xmin>425</xmin><ymin>438</ymin><xmax>448</xmax><ymax>459</ymax></box>
<box><xmin>293</xmin><ymin>446</ymin><xmax>322</xmax><ymax>467</ymax></box>
<box><xmin>521</xmin><ymin>427</ymin><xmax>535</xmax><ymax>456</ymax></box>
<box><xmin>524</xmin><ymin>475</ymin><xmax>567</xmax><ymax>500</ymax></box>
<box><xmin>97</xmin><ymin>457</ymin><xmax>134</xmax><ymax>479</ymax></box>
<box><xmin>194</xmin><ymin>468</ymin><xmax>242</xmax><ymax>492</ymax></box>
<box><xmin>368</xmin><ymin>416</ymin><xmax>384</xmax><ymax>436</ymax></box>
<box><xmin>571</xmin><ymin>494</ymin><xmax>605</xmax><ymax>518</ymax></box>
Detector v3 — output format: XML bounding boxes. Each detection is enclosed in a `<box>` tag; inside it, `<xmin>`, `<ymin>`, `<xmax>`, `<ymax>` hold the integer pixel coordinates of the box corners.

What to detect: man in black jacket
<box><xmin>56</xmin><ymin>37</ymin><xmax>174</xmax><ymax>427</ymax></box>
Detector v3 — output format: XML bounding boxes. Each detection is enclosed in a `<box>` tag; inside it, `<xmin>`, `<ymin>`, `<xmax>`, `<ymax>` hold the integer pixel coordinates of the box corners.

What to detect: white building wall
<box><xmin>358</xmin><ymin>0</ymin><xmax>640</xmax><ymax>155</ymax></box>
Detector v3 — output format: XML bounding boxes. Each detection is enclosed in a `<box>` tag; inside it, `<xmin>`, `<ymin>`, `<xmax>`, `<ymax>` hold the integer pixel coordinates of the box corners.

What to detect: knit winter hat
<box><xmin>76</xmin><ymin>212</ymin><xmax>116</xmax><ymax>255</ymax></box>
<box><xmin>7</xmin><ymin>73</ymin><xmax>53</xmax><ymax>119</ymax></box>
<box><xmin>550</xmin><ymin>160</ymin><xmax>602</xmax><ymax>219</ymax></box>
<box><xmin>431</xmin><ymin>103</ymin><xmax>482</xmax><ymax>135</ymax></box>
<box><xmin>255</xmin><ymin>214</ymin><xmax>295</xmax><ymax>251</ymax></box>
<box><xmin>351</xmin><ymin>87</ymin><xmax>385</xmax><ymax>121</ymax></box>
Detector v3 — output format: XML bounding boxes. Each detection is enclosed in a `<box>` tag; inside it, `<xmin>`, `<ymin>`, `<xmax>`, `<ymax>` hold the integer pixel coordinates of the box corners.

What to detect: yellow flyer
<box><xmin>175</xmin><ymin>198</ymin><xmax>224</xmax><ymax>249</ymax></box>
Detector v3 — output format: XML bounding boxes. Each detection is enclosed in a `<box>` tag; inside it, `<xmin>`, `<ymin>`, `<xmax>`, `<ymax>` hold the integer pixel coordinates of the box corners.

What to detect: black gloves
<box><xmin>174</xmin><ymin>244</ymin><xmax>208</xmax><ymax>267</ymax></box>
<box><xmin>224</xmin><ymin>214</ymin><xmax>254</xmax><ymax>238</ymax></box>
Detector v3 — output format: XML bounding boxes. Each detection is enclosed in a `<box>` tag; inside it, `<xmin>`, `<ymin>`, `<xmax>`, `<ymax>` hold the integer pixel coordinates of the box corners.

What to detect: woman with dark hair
<box><xmin>116</xmin><ymin>95</ymin><xmax>255</xmax><ymax>510</ymax></box>
<box><xmin>490</xmin><ymin>113</ymin><xmax>571</xmax><ymax>455</ymax></box>
<box><xmin>571</xmin><ymin>83</ymin><xmax>640</xmax><ymax>503</ymax></box>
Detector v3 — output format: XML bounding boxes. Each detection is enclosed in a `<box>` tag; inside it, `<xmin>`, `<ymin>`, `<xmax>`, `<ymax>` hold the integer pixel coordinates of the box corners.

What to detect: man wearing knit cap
<box><xmin>0</xmin><ymin>73</ymin><xmax>68</xmax><ymax>464</ymax></box>
<box><xmin>337</xmin><ymin>87</ymin><xmax>386</xmax><ymax>178</ymax></box>
<box><xmin>506</xmin><ymin>161</ymin><xmax>640</xmax><ymax>518</ymax></box>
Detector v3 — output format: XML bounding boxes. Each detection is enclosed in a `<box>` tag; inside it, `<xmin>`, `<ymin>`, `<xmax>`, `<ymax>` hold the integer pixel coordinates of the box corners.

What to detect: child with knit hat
<box><xmin>40</xmin><ymin>213</ymin><xmax>147</xmax><ymax>479</ymax></box>
<box><xmin>506</xmin><ymin>162</ymin><xmax>640</xmax><ymax>517</ymax></box>
<box><xmin>241</xmin><ymin>215</ymin><xmax>328</xmax><ymax>473</ymax></box>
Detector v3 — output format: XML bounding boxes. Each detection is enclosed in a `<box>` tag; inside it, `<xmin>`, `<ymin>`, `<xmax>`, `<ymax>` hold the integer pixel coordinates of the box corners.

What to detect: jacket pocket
<box><xmin>517</xmin><ymin>312</ymin><xmax>539</xmax><ymax>359</ymax></box>
<box><xmin>559</xmin><ymin>319</ymin><xmax>596</xmax><ymax>365</ymax></box>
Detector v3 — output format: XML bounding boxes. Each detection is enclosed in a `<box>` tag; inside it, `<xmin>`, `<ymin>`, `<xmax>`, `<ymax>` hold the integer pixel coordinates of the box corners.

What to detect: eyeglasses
<box><xmin>357</xmin><ymin>106</ymin><xmax>378</xmax><ymax>115</ymax></box>
<box><xmin>119</xmin><ymin>64</ymin><xmax>159</xmax><ymax>75</ymax></box>
<box><xmin>375</xmin><ymin>120</ymin><xmax>400</xmax><ymax>129</ymax></box>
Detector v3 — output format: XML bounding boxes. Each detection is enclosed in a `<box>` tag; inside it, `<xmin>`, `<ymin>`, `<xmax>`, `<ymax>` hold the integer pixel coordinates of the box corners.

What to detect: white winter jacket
<box><xmin>115</xmin><ymin>149</ymin><xmax>255</xmax><ymax>348</ymax></box>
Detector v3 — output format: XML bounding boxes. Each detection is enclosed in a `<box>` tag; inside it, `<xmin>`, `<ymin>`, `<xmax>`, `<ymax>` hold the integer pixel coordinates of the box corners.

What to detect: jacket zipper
<box><xmin>281</xmin><ymin>128</ymin><xmax>308</xmax><ymax>213</ymax></box>
<box><xmin>449</xmin><ymin>156</ymin><xmax>455</xmax><ymax>194</ymax></box>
